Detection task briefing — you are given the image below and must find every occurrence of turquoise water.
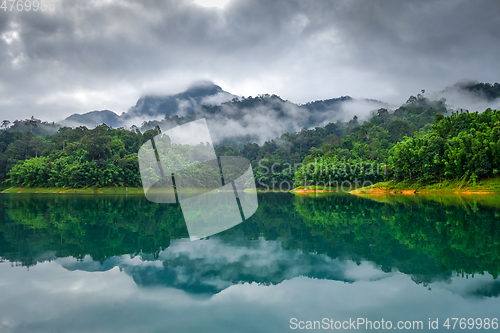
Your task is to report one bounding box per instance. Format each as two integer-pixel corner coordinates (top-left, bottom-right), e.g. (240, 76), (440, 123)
(0, 193), (499, 332)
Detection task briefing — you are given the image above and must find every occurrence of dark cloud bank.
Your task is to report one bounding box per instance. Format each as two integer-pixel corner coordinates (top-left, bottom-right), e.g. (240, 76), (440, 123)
(0, 0), (499, 138)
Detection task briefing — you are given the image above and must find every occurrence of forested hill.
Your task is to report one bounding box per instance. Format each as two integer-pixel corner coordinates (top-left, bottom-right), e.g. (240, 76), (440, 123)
(2, 84), (500, 190)
(1, 93), (448, 189)
(285, 94), (448, 187)
(136, 94), (387, 146)
(291, 107), (500, 189)
(60, 81), (388, 145)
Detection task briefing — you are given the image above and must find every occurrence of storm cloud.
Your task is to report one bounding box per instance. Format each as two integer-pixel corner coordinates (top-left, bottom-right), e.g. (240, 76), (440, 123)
(0, 0), (499, 121)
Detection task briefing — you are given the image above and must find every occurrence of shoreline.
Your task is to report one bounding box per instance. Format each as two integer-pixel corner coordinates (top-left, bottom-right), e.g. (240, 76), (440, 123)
(291, 189), (329, 194)
(0, 187), (261, 195)
(0, 187), (145, 194)
(4, 178), (500, 196)
(349, 178), (500, 196)
(350, 188), (497, 195)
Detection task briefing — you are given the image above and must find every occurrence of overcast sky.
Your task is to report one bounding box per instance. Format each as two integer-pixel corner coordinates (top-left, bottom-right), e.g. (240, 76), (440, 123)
(0, 0), (499, 121)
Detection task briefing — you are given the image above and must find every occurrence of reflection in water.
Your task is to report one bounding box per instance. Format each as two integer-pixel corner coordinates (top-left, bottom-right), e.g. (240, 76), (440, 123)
(293, 193), (500, 279)
(60, 239), (379, 297)
(0, 193), (500, 332)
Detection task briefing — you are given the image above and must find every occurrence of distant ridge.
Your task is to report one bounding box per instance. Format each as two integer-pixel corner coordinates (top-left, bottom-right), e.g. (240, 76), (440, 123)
(59, 80), (391, 144)
(63, 110), (121, 128)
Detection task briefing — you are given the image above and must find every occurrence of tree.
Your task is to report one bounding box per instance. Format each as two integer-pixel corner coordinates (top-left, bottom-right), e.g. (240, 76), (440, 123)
(24, 116), (38, 133)
(2, 120), (10, 130)
(28, 137), (46, 158)
(434, 114), (444, 124)
(56, 127), (72, 150)
(82, 134), (112, 161)
(406, 95), (417, 104)
(387, 120), (411, 143)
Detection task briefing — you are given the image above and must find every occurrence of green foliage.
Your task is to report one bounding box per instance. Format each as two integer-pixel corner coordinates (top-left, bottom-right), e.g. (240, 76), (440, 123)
(287, 95), (448, 188)
(293, 156), (385, 188)
(390, 109), (500, 183)
(306, 185), (324, 190)
(3, 123), (145, 188)
(244, 100), (433, 187)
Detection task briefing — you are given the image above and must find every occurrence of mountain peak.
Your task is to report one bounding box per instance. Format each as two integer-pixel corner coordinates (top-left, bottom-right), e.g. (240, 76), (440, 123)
(178, 81), (224, 100)
(126, 81), (231, 118)
(187, 80), (222, 91)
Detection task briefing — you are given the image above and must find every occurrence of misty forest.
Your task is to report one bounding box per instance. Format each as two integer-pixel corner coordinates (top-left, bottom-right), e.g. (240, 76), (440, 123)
(1, 81), (500, 190)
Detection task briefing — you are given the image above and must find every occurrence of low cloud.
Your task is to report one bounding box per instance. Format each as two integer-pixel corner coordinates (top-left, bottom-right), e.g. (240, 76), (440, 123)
(1, 0), (500, 122)
(336, 99), (392, 123)
(433, 81), (500, 113)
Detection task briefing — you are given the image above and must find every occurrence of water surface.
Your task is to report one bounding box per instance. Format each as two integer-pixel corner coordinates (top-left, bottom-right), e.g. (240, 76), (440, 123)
(0, 193), (499, 332)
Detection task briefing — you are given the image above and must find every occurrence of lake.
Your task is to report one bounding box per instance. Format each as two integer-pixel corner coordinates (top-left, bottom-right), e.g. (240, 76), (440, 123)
(0, 192), (499, 332)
